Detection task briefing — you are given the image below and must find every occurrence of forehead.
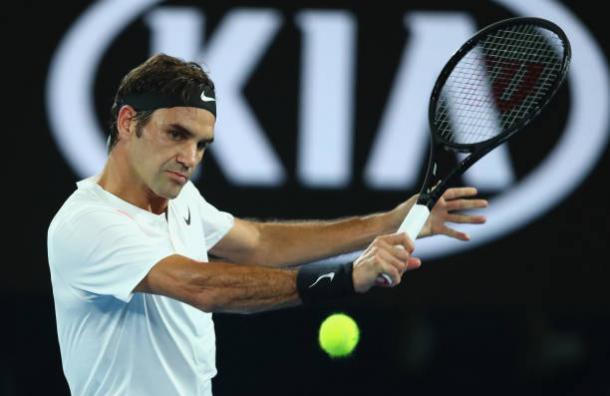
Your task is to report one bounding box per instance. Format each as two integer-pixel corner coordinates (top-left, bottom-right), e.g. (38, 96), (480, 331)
(152, 107), (215, 137)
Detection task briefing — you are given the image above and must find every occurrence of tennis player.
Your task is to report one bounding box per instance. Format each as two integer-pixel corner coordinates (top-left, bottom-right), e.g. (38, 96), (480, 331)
(47, 54), (487, 395)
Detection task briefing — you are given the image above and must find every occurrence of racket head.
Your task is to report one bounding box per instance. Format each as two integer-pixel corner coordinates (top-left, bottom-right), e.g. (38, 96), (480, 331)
(429, 17), (571, 152)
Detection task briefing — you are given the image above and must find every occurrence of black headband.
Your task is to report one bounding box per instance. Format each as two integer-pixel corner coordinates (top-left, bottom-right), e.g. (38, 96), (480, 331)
(118, 86), (216, 117)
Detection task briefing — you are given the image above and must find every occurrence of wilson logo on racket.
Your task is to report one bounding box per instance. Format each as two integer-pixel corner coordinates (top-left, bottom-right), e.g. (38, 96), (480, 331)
(488, 58), (545, 112)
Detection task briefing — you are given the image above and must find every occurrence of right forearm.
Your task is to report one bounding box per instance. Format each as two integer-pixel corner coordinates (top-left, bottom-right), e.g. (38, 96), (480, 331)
(140, 250), (401, 316)
(138, 255), (300, 314)
(193, 261), (300, 314)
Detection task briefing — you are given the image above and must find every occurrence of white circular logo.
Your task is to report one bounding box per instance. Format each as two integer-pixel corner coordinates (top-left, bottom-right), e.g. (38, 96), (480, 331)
(46, 0), (609, 259)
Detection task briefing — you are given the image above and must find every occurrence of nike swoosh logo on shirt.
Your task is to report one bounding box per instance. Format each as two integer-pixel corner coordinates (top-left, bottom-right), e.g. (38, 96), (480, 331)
(184, 207), (191, 226)
(308, 272), (335, 288)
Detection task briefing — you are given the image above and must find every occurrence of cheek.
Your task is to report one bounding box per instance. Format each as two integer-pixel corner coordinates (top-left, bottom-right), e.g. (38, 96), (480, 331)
(137, 149), (166, 176)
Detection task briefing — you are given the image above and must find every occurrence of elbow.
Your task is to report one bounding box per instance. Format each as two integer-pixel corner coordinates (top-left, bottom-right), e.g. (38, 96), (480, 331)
(244, 225), (266, 266)
(197, 301), (217, 313)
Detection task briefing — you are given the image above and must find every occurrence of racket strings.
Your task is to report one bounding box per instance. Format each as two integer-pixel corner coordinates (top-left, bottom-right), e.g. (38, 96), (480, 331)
(434, 22), (566, 145)
(493, 25), (558, 125)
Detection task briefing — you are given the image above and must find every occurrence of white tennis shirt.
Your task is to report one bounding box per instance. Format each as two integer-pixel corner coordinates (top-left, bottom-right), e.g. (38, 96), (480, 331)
(47, 176), (234, 395)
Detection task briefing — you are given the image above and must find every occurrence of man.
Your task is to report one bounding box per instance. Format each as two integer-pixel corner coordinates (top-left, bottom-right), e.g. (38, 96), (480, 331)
(47, 54), (487, 395)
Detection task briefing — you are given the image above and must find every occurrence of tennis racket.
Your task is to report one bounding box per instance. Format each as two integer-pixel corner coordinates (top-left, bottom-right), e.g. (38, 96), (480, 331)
(378, 17), (571, 286)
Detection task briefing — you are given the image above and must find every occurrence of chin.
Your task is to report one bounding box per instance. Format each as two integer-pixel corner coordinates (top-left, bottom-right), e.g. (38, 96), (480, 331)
(154, 184), (183, 200)
(163, 188), (182, 199)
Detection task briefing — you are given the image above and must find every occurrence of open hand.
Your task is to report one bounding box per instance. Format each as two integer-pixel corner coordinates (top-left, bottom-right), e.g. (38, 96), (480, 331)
(419, 187), (487, 240)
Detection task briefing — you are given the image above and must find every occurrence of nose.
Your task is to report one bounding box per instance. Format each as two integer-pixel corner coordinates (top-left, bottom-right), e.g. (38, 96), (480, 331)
(177, 143), (200, 169)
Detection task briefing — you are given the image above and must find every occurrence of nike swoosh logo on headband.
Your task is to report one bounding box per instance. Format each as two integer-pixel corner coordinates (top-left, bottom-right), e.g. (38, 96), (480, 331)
(200, 91), (215, 102)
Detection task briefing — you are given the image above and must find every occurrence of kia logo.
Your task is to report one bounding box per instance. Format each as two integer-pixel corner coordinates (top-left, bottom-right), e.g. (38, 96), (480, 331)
(46, 0), (609, 259)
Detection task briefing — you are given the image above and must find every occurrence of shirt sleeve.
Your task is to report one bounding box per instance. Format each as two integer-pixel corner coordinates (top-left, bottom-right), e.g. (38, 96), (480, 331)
(48, 208), (174, 303)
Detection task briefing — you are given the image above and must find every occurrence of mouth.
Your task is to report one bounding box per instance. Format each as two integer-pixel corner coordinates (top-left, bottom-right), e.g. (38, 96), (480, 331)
(166, 171), (188, 184)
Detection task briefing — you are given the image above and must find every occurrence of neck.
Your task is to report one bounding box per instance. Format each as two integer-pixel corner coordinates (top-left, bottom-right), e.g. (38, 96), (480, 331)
(98, 149), (168, 215)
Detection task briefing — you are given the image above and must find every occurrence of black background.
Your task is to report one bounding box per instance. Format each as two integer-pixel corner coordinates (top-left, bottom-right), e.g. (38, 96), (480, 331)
(4, 1), (610, 395)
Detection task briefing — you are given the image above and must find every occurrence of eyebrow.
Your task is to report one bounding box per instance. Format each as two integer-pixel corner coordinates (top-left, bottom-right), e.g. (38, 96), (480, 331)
(168, 123), (214, 145)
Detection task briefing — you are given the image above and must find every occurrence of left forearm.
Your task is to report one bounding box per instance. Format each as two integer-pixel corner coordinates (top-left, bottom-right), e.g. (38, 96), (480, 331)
(211, 188), (486, 268)
(250, 212), (394, 267)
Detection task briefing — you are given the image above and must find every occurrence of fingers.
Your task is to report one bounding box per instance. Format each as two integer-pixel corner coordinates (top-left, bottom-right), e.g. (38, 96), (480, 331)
(374, 232), (415, 253)
(445, 198), (488, 211)
(389, 245), (421, 271)
(355, 232), (422, 290)
(437, 225), (470, 241)
(379, 248), (409, 275)
(445, 213), (487, 224)
(442, 188), (488, 210)
(442, 187), (478, 200)
(391, 244), (412, 262)
(375, 236), (421, 285)
(376, 253), (422, 287)
(406, 256), (422, 270)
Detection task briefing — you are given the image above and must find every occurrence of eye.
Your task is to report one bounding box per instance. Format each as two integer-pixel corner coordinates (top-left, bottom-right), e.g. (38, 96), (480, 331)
(168, 129), (184, 140)
(197, 141), (209, 151)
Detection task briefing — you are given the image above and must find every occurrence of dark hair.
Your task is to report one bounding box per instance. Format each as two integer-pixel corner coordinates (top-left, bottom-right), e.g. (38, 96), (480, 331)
(108, 53), (215, 151)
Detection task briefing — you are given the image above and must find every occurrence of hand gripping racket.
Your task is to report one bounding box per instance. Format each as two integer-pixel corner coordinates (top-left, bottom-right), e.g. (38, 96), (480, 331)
(378, 17), (571, 285)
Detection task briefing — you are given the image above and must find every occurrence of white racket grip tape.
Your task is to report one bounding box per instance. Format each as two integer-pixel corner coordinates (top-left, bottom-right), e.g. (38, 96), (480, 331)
(398, 204), (430, 241)
(376, 204), (430, 287)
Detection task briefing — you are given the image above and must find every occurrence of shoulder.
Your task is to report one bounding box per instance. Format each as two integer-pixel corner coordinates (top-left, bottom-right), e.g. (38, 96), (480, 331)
(48, 188), (132, 241)
(47, 188), (138, 270)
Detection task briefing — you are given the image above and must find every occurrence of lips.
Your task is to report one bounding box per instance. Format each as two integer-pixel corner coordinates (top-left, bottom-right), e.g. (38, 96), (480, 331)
(166, 171), (188, 184)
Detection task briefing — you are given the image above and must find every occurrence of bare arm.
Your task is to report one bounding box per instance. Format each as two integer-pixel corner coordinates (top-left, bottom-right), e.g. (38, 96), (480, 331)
(135, 254), (300, 314)
(135, 234), (418, 314)
(211, 212), (395, 268)
(211, 188), (486, 268)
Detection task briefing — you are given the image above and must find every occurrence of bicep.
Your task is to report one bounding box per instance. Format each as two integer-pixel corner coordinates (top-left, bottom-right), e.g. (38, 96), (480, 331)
(209, 217), (262, 263)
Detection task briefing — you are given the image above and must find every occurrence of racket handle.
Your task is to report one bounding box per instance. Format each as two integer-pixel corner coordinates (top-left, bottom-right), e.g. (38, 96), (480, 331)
(397, 204), (430, 240)
(376, 204), (430, 287)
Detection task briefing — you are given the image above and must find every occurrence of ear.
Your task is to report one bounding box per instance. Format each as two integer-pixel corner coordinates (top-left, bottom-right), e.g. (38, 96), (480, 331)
(116, 105), (137, 140)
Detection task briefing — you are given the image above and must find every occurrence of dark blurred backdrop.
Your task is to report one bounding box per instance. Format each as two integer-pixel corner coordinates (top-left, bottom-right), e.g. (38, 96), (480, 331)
(4, 1), (609, 395)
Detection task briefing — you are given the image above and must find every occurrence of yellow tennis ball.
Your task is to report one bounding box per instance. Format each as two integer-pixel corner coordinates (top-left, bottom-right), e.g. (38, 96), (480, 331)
(319, 313), (360, 358)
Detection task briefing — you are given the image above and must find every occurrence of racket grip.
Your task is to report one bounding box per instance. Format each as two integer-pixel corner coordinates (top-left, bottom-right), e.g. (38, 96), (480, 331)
(397, 204), (430, 240)
(376, 204), (430, 287)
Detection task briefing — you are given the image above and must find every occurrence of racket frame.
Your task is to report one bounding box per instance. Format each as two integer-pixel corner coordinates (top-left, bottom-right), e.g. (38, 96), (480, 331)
(418, 16), (571, 209)
(381, 17), (571, 286)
